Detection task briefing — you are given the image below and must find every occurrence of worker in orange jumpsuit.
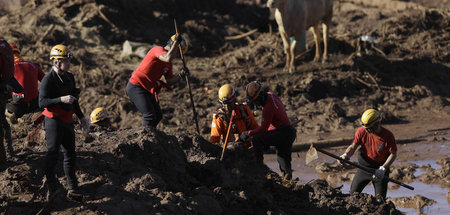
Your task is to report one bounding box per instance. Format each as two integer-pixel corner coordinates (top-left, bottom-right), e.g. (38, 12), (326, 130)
(210, 84), (258, 147)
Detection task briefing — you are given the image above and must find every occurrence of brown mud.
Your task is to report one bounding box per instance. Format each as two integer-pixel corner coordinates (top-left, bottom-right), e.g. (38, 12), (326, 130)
(0, 0), (449, 214)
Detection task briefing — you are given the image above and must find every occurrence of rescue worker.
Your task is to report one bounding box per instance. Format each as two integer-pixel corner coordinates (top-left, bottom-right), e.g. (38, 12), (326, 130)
(39, 44), (89, 199)
(0, 40), (23, 163)
(126, 34), (189, 127)
(240, 81), (296, 180)
(6, 44), (45, 123)
(89, 107), (118, 132)
(210, 84), (258, 146)
(339, 109), (397, 202)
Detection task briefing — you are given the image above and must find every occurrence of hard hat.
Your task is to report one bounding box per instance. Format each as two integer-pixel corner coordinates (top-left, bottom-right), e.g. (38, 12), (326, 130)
(167, 34), (188, 54)
(49, 44), (73, 60)
(360, 109), (382, 129)
(90, 107), (107, 124)
(10, 44), (20, 54)
(246, 81), (262, 102)
(218, 84), (236, 104)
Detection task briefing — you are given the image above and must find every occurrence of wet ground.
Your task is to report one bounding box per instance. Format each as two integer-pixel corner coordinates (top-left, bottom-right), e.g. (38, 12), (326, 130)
(265, 138), (450, 215)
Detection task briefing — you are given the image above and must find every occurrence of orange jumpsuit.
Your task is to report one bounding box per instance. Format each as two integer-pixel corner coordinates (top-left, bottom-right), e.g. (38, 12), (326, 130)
(210, 103), (258, 145)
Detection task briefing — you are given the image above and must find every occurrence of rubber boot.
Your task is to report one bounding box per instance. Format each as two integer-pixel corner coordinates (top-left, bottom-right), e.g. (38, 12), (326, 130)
(283, 169), (292, 180)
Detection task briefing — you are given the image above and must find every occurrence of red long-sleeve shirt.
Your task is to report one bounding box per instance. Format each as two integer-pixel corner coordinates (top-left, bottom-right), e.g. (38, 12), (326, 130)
(248, 92), (291, 136)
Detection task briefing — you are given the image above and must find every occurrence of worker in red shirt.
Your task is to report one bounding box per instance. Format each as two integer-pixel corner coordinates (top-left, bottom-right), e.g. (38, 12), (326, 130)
(126, 34), (189, 127)
(210, 84), (258, 146)
(240, 81), (297, 180)
(339, 109), (397, 202)
(6, 44), (45, 122)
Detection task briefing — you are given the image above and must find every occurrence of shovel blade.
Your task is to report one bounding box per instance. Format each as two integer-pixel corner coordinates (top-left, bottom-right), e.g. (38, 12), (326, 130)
(305, 144), (318, 165)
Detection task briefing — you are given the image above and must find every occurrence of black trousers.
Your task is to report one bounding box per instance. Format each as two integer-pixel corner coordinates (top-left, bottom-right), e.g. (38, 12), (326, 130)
(6, 97), (40, 118)
(0, 99), (12, 161)
(126, 82), (162, 127)
(350, 152), (390, 199)
(252, 125), (296, 173)
(44, 117), (77, 189)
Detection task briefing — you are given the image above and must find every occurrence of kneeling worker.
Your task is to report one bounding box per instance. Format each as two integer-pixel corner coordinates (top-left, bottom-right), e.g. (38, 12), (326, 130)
(210, 84), (258, 147)
(240, 81), (296, 180)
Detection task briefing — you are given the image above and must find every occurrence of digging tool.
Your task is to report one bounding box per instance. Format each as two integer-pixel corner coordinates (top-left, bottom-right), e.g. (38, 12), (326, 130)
(220, 110), (236, 161)
(305, 144), (318, 165)
(308, 144), (414, 190)
(174, 19), (200, 135)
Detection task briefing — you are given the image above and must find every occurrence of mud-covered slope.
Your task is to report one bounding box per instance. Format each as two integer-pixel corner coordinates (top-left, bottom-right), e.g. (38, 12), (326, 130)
(0, 127), (401, 214)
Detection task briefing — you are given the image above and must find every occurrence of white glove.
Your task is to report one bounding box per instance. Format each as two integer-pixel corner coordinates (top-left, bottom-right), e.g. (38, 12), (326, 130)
(338, 153), (349, 165)
(61, 95), (77, 104)
(374, 166), (386, 181)
(80, 117), (90, 133)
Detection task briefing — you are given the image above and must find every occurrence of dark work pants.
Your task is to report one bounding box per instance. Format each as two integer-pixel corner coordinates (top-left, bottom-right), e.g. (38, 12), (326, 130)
(6, 97), (40, 118)
(0, 99), (12, 161)
(350, 152), (390, 199)
(44, 117), (77, 189)
(126, 82), (162, 127)
(252, 125), (297, 173)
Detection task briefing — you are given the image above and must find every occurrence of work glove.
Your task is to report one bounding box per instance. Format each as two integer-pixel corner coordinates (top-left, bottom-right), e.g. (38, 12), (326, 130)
(239, 130), (250, 142)
(179, 67), (190, 78)
(80, 117), (90, 133)
(337, 153), (349, 165)
(174, 34), (183, 44)
(61, 95), (77, 104)
(374, 166), (386, 182)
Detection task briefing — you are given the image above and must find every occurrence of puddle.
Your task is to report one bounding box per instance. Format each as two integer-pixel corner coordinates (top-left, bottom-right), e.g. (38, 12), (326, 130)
(264, 154), (450, 215)
(411, 160), (442, 177)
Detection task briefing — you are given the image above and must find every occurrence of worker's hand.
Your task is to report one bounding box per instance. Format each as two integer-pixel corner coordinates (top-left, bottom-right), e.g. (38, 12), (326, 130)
(179, 67), (190, 78)
(80, 117), (90, 133)
(239, 131), (250, 142)
(174, 34), (183, 44)
(337, 153), (349, 165)
(374, 166), (386, 182)
(61, 95), (77, 104)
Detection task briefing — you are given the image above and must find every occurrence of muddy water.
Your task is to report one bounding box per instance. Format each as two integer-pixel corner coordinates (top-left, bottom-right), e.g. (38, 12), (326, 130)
(264, 142), (450, 215)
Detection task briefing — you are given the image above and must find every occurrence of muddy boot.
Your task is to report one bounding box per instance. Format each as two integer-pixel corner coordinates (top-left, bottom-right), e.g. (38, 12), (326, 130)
(66, 186), (84, 202)
(375, 194), (385, 204)
(46, 184), (63, 202)
(283, 169), (292, 180)
(5, 111), (17, 124)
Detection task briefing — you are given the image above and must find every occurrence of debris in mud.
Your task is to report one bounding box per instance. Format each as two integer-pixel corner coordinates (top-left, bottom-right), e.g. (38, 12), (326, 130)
(388, 195), (436, 213)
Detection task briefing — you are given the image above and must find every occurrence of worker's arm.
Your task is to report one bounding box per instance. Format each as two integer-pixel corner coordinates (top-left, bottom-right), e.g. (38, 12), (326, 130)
(381, 151), (397, 169)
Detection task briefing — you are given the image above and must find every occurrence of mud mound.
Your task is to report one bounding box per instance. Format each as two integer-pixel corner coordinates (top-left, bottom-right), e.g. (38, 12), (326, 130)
(0, 128), (402, 214)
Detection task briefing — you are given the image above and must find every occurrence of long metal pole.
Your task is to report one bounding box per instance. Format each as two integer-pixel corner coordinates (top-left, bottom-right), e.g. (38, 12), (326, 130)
(174, 19), (200, 135)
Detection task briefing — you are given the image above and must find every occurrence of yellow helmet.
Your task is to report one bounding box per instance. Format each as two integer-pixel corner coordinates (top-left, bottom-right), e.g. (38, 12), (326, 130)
(246, 81), (262, 102)
(360, 109), (382, 128)
(90, 107), (107, 124)
(168, 34), (188, 54)
(218, 84), (236, 104)
(50, 44), (73, 60)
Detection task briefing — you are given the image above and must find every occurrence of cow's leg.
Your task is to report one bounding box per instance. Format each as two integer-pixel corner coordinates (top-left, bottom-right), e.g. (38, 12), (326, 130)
(322, 23), (328, 62)
(310, 25), (322, 62)
(279, 30), (291, 72)
(289, 39), (296, 73)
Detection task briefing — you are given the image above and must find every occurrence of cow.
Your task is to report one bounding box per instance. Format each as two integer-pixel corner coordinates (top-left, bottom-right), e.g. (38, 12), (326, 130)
(267, 0), (333, 73)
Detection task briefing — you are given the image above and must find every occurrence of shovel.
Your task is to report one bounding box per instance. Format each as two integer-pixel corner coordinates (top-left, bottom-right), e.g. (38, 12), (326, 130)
(307, 144), (414, 190)
(305, 144), (318, 165)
